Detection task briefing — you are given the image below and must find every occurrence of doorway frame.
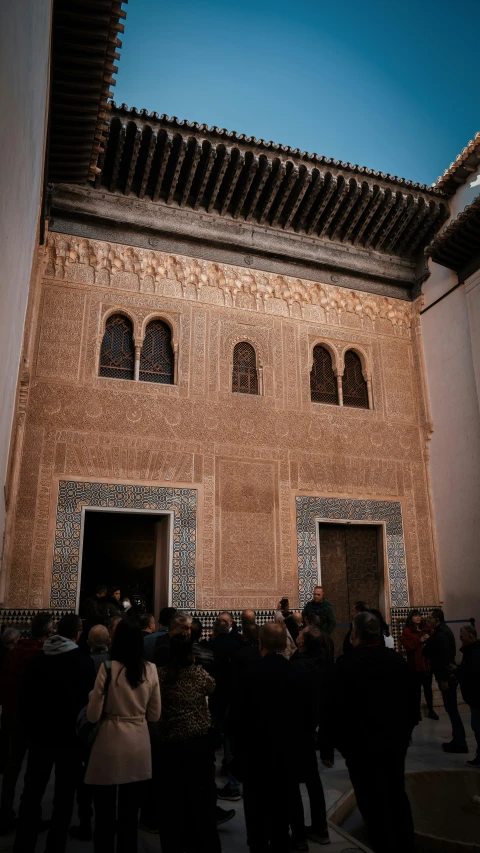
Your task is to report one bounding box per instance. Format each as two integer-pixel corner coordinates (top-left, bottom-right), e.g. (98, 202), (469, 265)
(316, 519), (388, 620)
(77, 506), (174, 615)
(294, 493), (409, 611)
(48, 478), (199, 610)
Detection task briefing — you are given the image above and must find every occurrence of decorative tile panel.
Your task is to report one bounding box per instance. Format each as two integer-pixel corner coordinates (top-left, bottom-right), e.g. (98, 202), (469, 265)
(295, 496), (409, 608)
(51, 480), (197, 609)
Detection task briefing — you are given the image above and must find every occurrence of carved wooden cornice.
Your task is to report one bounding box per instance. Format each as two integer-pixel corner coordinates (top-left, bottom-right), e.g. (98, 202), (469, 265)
(48, 2), (127, 184)
(84, 105), (448, 262)
(45, 233), (413, 331)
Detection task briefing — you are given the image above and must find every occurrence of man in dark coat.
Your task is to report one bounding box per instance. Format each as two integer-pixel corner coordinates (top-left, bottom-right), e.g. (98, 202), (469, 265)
(290, 627), (332, 845)
(423, 608), (467, 752)
(331, 611), (417, 853)
(0, 612), (53, 835)
(13, 614), (95, 853)
(302, 586), (336, 635)
(230, 622), (314, 853)
(455, 624), (480, 767)
(83, 584), (112, 631)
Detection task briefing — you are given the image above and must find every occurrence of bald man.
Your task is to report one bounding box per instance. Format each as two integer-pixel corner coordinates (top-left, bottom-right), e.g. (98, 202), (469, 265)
(87, 625), (110, 672)
(230, 621), (314, 853)
(241, 609), (256, 627)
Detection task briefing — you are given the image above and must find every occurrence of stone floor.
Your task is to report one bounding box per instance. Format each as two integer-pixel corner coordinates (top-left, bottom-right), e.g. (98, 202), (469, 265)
(0, 706), (476, 852)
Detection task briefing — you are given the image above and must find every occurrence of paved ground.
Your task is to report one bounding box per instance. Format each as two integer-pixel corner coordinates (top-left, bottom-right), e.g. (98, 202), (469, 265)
(0, 707), (476, 852)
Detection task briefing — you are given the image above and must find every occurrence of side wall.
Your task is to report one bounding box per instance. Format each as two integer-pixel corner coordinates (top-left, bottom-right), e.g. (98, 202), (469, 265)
(0, 0), (51, 557)
(3, 234), (440, 611)
(421, 260), (480, 623)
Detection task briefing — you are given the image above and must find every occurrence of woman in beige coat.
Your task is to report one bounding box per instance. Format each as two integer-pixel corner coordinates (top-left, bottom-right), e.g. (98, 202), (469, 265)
(85, 619), (161, 853)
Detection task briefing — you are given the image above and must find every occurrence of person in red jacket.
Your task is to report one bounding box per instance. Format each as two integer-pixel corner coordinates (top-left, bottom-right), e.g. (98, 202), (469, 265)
(401, 610), (439, 722)
(0, 612), (53, 835)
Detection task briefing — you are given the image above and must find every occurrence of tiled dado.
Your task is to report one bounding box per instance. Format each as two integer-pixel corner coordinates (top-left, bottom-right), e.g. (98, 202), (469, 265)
(295, 496), (409, 608)
(51, 480), (197, 609)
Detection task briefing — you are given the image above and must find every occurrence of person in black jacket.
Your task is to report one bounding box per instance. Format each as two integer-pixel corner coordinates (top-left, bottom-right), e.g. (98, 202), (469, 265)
(83, 584), (111, 632)
(290, 627), (331, 846)
(342, 600), (368, 656)
(231, 622), (261, 679)
(455, 624), (480, 767)
(302, 586), (336, 635)
(230, 622), (314, 853)
(13, 614), (95, 853)
(331, 611), (417, 853)
(423, 608), (467, 752)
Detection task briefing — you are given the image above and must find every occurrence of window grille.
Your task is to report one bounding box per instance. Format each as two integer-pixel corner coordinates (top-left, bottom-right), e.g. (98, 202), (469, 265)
(139, 320), (174, 384)
(99, 314), (135, 380)
(232, 342), (258, 394)
(310, 346), (338, 404)
(343, 350), (369, 408)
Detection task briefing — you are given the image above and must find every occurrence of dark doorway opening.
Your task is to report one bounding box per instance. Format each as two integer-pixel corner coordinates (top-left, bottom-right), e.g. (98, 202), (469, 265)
(318, 523), (383, 655)
(79, 510), (170, 617)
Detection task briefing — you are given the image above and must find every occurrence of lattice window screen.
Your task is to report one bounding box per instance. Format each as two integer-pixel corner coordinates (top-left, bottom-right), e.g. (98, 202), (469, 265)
(99, 314), (135, 380)
(343, 350), (369, 408)
(232, 342), (258, 394)
(139, 320), (174, 384)
(310, 345), (339, 404)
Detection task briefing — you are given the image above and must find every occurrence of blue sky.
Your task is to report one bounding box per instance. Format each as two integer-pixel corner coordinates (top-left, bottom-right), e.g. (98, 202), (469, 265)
(115, 0), (478, 186)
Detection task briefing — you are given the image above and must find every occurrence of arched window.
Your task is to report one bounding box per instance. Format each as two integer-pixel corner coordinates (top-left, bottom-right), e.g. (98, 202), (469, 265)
(139, 320), (174, 384)
(99, 313), (135, 380)
(343, 350), (369, 408)
(232, 342), (258, 394)
(310, 345), (338, 404)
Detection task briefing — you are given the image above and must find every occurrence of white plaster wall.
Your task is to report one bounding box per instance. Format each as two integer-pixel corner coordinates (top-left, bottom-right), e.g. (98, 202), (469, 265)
(449, 169), (480, 220)
(0, 0), (52, 550)
(421, 261), (480, 627)
(466, 270), (480, 406)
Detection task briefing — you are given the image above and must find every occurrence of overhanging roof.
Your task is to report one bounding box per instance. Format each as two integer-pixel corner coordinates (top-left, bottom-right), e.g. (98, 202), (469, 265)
(426, 194), (480, 278)
(47, 0), (127, 184)
(432, 131), (480, 196)
(88, 103), (448, 262)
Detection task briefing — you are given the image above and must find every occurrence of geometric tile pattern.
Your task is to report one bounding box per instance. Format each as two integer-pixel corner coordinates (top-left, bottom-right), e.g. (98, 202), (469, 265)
(295, 496), (409, 609)
(51, 480), (198, 609)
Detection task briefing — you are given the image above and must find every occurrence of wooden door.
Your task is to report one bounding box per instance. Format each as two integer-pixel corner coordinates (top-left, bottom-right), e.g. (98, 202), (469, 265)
(318, 523), (379, 655)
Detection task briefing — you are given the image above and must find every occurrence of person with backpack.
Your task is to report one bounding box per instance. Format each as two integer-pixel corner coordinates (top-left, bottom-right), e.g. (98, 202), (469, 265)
(84, 618), (160, 853)
(0, 612), (53, 836)
(13, 614), (95, 853)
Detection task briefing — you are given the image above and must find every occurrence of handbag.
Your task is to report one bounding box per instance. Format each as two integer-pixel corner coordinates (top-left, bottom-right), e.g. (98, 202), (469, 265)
(76, 660), (112, 749)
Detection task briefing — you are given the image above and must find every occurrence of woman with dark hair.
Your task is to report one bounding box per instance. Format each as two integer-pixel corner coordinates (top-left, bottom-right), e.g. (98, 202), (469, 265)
(151, 634), (221, 853)
(401, 609), (438, 722)
(368, 608), (395, 649)
(85, 619), (161, 852)
(108, 585), (125, 614)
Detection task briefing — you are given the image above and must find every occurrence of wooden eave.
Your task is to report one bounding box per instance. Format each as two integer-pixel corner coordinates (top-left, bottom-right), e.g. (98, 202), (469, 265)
(90, 104), (449, 261)
(426, 194), (480, 276)
(47, 0), (127, 184)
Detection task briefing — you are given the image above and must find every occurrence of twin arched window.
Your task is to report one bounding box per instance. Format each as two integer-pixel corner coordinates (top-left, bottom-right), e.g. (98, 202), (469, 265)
(99, 314), (174, 384)
(310, 345), (369, 408)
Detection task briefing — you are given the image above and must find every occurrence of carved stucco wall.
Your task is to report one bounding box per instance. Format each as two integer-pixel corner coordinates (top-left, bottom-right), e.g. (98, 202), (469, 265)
(2, 233), (439, 610)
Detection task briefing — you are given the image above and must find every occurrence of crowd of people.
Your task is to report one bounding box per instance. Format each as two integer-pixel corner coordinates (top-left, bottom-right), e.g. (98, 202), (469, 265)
(0, 583), (477, 853)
